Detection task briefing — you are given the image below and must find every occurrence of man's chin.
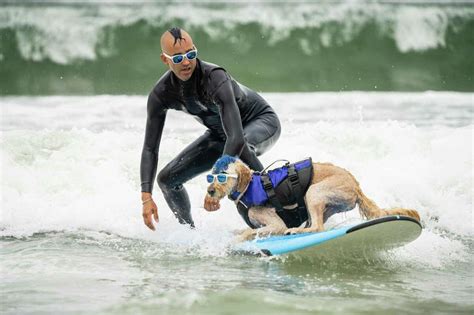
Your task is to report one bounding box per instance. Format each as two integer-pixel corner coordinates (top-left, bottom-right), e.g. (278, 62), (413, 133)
(177, 70), (193, 81)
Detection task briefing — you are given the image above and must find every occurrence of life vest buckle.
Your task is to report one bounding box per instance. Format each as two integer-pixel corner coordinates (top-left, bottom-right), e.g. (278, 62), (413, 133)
(262, 178), (274, 191)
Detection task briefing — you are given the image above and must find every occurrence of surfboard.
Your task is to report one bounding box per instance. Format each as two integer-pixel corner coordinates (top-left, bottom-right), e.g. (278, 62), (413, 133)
(234, 215), (422, 258)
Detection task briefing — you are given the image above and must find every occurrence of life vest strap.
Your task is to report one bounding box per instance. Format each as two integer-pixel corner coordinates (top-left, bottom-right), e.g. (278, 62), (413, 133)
(260, 160), (312, 228)
(261, 174), (283, 211)
(288, 164), (311, 227)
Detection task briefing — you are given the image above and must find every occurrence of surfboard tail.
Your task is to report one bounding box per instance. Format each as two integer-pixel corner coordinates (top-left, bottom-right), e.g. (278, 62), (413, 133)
(356, 188), (420, 222)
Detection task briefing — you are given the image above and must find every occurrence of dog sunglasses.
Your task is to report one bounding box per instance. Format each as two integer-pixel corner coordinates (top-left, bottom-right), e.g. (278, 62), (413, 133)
(206, 173), (238, 184)
(162, 49), (198, 64)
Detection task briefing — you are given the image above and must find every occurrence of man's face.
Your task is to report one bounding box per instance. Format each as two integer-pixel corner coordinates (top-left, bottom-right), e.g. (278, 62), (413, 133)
(160, 33), (197, 82)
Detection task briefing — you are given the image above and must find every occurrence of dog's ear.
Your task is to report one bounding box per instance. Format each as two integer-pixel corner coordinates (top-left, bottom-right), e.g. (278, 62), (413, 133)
(235, 160), (252, 192)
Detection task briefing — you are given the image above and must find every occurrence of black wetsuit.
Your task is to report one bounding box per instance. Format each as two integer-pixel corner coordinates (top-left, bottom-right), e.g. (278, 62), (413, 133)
(140, 59), (281, 225)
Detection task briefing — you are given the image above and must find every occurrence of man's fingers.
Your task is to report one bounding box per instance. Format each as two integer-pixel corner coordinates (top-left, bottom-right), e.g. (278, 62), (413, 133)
(209, 200), (219, 211)
(204, 200), (213, 211)
(145, 218), (155, 231)
(145, 218), (155, 230)
(204, 198), (211, 211)
(147, 223), (156, 231)
(203, 196), (221, 212)
(143, 212), (155, 230)
(153, 207), (159, 222)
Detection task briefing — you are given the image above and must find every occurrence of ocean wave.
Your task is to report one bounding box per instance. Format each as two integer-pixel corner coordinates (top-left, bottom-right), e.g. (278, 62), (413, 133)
(1, 2), (473, 93)
(1, 93), (472, 267)
(1, 123), (471, 267)
(0, 2), (473, 64)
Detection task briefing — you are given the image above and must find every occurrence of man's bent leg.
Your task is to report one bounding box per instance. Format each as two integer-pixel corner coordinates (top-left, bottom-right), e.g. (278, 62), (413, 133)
(233, 113), (281, 228)
(240, 112), (281, 171)
(157, 131), (224, 226)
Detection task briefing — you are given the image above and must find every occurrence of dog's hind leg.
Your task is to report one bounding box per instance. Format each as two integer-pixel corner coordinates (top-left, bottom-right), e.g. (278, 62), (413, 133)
(285, 180), (358, 235)
(284, 183), (329, 235)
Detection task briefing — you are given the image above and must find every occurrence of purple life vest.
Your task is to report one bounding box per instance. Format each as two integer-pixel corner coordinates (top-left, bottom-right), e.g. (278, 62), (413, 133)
(230, 158), (313, 208)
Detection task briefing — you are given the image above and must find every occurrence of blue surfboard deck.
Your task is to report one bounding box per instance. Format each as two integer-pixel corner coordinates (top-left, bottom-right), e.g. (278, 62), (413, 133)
(234, 215), (422, 257)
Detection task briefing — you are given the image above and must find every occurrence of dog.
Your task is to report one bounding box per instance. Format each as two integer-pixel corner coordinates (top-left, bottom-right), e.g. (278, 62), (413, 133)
(203, 155), (421, 241)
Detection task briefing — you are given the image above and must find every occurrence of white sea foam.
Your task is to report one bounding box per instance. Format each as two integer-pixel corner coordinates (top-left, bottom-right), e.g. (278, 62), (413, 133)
(0, 93), (472, 266)
(394, 7), (449, 52)
(0, 3), (472, 63)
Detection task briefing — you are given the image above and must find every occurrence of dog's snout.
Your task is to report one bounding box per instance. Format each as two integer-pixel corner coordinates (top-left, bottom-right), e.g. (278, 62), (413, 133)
(207, 186), (215, 197)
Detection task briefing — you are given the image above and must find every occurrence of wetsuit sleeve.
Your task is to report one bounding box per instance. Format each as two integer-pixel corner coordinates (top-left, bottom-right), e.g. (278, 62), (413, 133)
(209, 70), (246, 157)
(140, 91), (167, 193)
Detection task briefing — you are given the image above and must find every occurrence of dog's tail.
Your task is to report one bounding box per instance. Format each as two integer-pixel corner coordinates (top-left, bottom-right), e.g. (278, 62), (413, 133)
(356, 187), (420, 222)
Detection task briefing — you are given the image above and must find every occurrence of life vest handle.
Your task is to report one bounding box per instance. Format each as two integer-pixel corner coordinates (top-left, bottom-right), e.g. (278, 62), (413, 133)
(261, 159), (290, 174)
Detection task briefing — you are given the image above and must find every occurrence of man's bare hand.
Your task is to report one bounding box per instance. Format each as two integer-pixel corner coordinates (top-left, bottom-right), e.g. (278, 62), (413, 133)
(204, 194), (221, 211)
(142, 194), (159, 230)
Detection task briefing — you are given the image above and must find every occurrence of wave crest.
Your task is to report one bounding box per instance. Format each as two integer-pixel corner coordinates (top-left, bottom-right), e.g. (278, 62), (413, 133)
(0, 3), (473, 64)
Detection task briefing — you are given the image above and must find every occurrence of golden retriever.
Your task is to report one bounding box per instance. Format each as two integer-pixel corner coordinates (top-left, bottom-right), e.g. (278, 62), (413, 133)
(203, 155), (420, 241)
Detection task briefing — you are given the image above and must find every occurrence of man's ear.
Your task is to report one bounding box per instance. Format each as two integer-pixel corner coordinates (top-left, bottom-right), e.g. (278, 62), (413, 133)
(235, 161), (251, 192)
(160, 53), (168, 65)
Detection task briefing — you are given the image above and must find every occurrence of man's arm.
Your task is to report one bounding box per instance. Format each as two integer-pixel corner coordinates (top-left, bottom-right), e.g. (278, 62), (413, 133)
(210, 70), (246, 156)
(210, 70), (264, 171)
(140, 91), (167, 192)
(140, 90), (167, 230)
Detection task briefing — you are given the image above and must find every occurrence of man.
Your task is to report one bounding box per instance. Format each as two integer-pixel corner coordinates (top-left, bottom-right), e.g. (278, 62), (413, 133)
(140, 27), (281, 230)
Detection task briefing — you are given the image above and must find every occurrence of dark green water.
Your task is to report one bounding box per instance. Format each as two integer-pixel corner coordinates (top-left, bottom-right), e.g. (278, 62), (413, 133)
(1, 93), (473, 314)
(0, 1), (473, 94)
(1, 231), (473, 315)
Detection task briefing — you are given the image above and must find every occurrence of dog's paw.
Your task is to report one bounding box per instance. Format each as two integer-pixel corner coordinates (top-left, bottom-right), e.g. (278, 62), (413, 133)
(235, 229), (256, 242)
(232, 228), (248, 235)
(286, 227), (324, 235)
(284, 227), (303, 235)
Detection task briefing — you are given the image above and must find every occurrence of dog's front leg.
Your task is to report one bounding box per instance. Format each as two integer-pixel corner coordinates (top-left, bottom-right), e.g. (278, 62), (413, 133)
(235, 206), (287, 242)
(236, 228), (258, 242)
(236, 225), (287, 242)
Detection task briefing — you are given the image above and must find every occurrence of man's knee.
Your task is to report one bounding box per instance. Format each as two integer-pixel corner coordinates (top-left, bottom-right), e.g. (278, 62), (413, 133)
(157, 166), (181, 190)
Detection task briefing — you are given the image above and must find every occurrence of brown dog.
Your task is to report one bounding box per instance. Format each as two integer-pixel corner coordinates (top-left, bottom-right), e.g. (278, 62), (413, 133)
(204, 156), (420, 241)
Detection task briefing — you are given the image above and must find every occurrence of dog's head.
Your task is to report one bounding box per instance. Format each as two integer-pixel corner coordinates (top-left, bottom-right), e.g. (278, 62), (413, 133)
(206, 155), (252, 200)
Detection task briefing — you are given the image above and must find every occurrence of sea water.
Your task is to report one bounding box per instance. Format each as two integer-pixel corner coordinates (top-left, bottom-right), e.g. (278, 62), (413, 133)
(1, 92), (472, 314)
